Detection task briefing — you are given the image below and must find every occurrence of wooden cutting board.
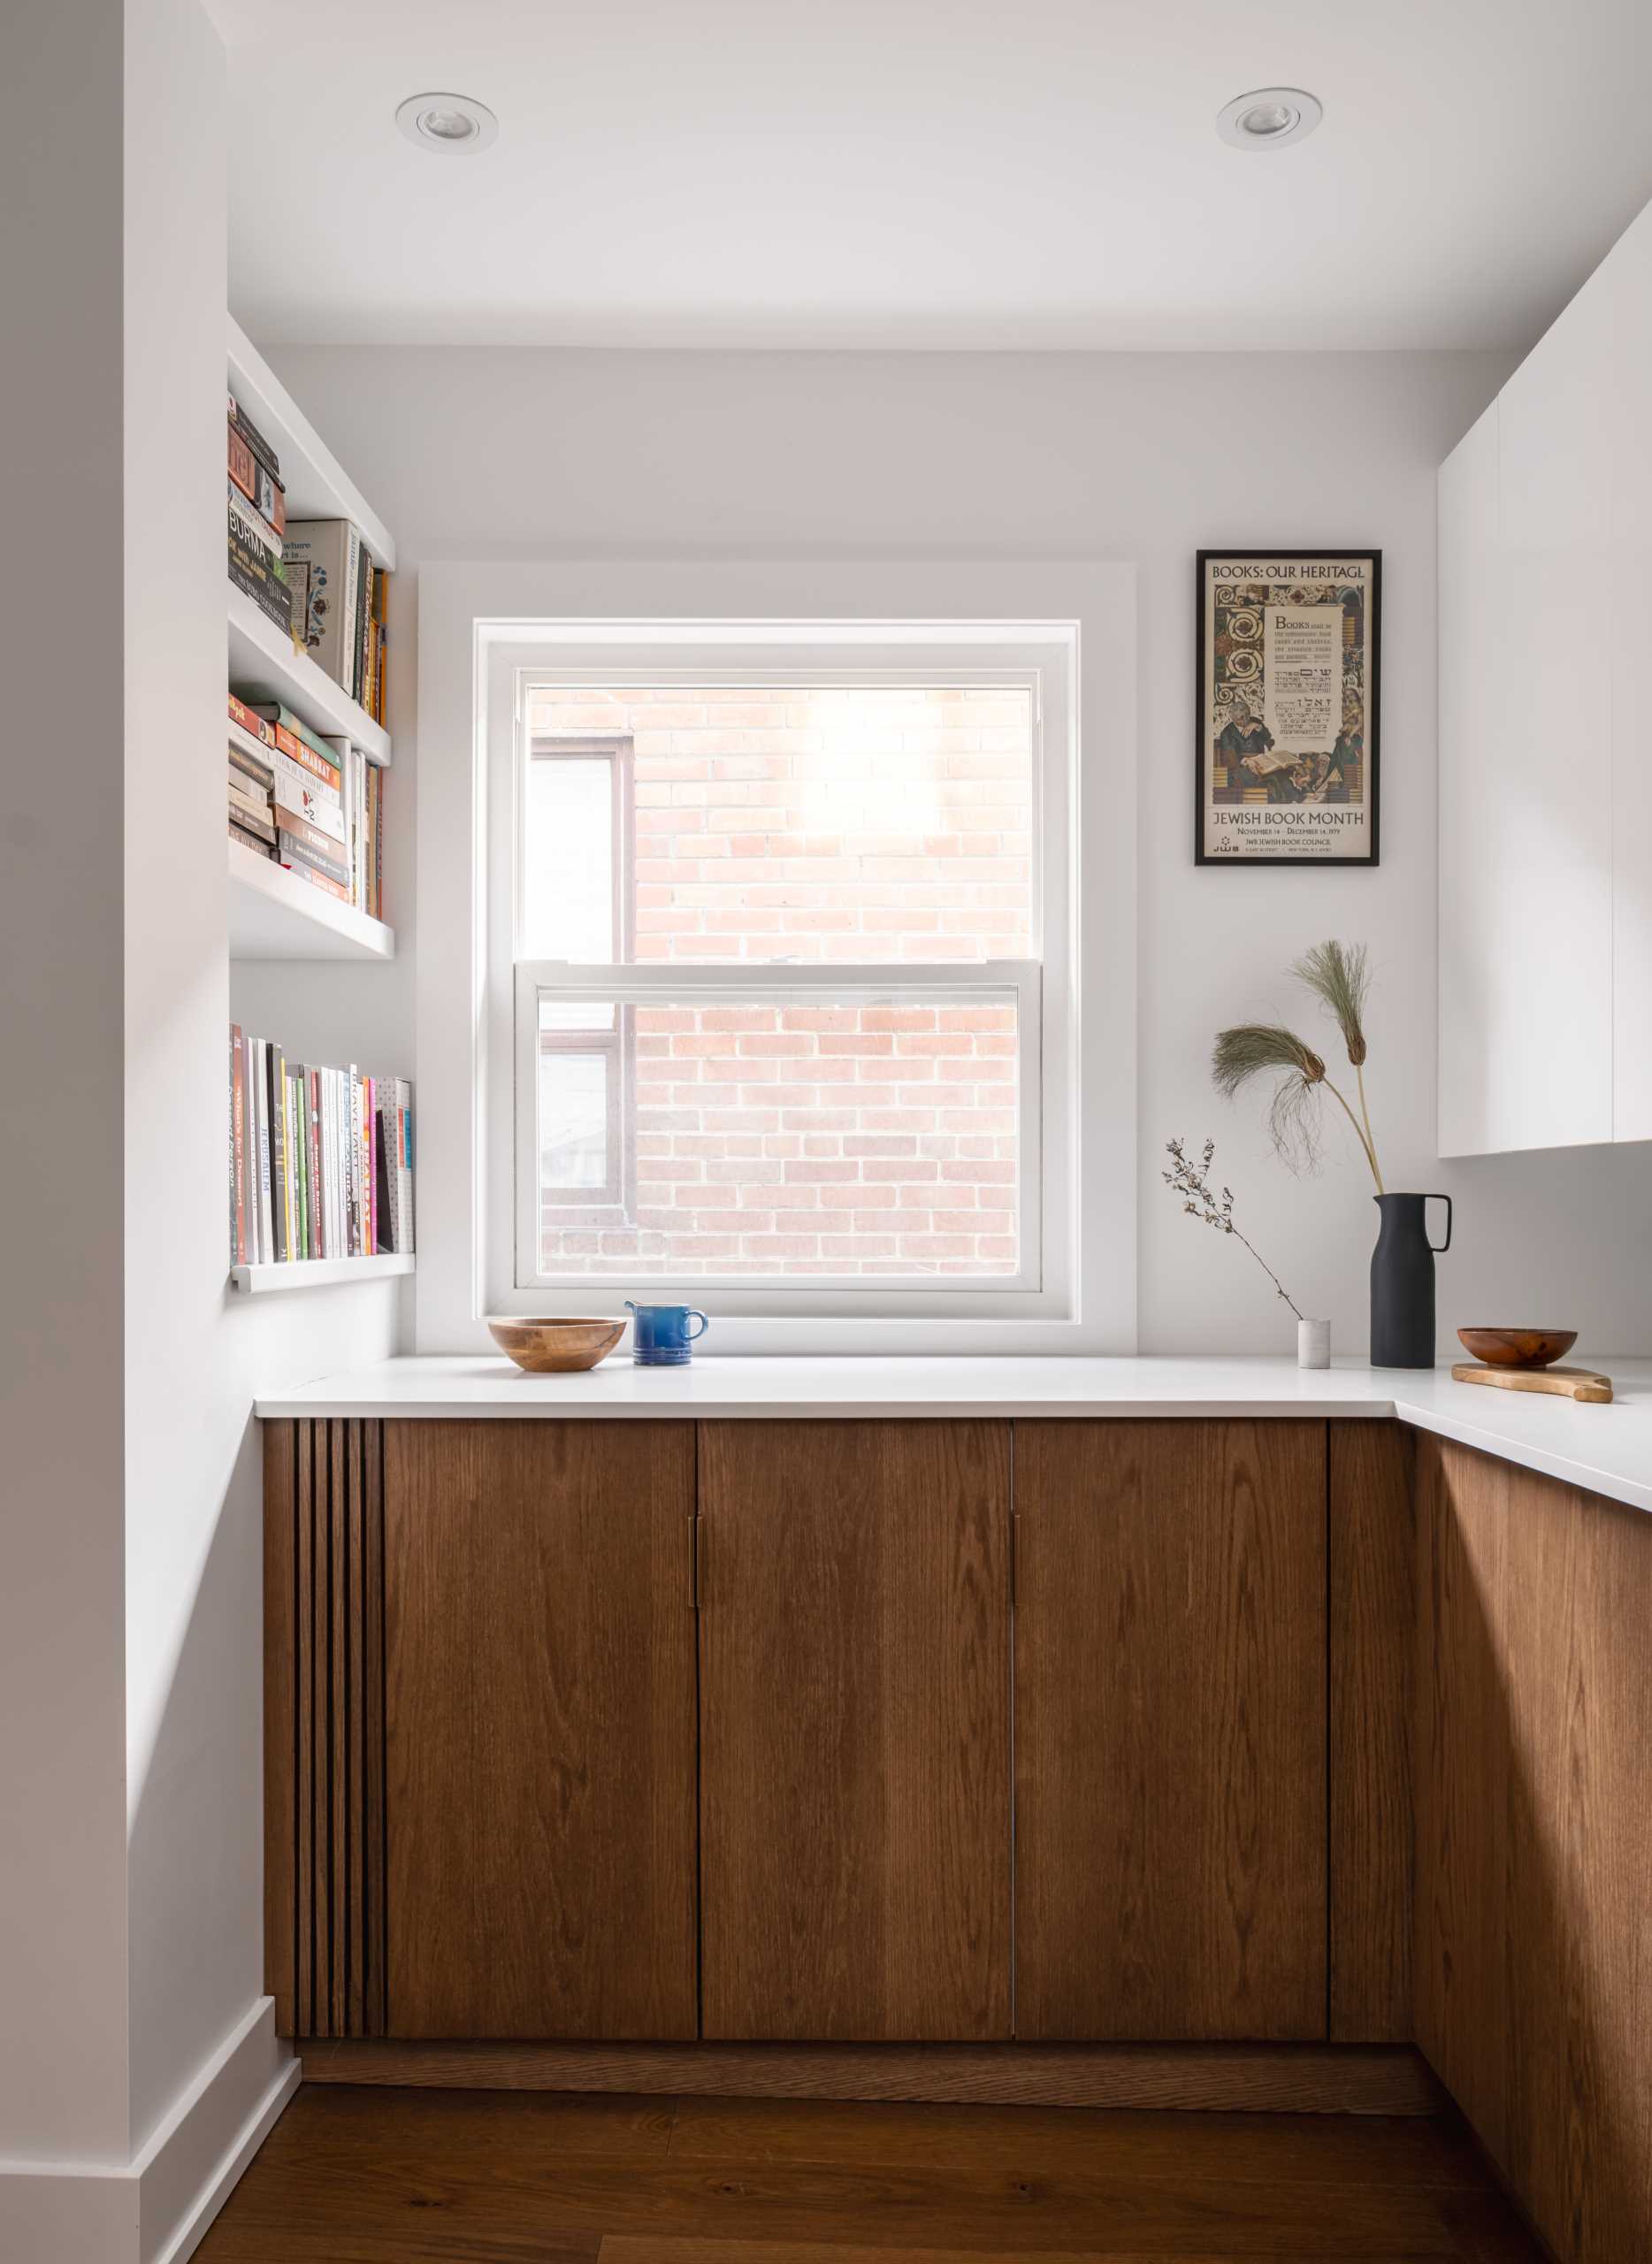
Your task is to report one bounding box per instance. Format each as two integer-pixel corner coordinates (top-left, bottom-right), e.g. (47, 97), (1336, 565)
(1451, 1362), (1613, 1404)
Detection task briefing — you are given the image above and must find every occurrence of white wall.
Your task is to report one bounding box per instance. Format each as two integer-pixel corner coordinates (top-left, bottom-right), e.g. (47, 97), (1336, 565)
(1, 0), (132, 2173)
(122, 0), (402, 2171)
(272, 343), (1649, 1357)
(4, 2), (396, 2255)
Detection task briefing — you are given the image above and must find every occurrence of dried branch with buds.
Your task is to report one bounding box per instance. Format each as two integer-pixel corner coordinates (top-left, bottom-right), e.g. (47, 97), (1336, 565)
(1163, 1136), (1304, 1321)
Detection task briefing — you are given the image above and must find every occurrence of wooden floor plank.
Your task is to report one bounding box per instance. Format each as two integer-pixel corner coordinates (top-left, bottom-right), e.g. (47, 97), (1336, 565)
(300, 2038), (1442, 2115)
(597, 2246), (1409, 2264)
(665, 2096), (1491, 2187)
(195, 2087), (1546, 2264)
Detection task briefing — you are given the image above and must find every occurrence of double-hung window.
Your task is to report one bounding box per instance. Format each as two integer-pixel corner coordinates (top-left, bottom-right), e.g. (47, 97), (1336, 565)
(486, 623), (1075, 1321)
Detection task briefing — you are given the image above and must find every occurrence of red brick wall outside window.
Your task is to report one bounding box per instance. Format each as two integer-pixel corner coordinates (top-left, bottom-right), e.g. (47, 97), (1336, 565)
(524, 684), (1035, 1282)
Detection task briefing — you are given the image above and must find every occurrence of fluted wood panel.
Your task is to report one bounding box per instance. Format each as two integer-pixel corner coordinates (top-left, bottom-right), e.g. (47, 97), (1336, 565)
(264, 1418), (386, 2039)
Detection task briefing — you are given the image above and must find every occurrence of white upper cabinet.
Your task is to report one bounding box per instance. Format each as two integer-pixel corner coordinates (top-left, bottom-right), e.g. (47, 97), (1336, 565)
(1438, 200), (1652, 1157)
(1608, 216), (1652, 1143)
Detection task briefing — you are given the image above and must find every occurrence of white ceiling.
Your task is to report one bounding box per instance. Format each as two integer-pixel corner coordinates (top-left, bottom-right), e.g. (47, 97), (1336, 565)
(217, 0), (1652, 350)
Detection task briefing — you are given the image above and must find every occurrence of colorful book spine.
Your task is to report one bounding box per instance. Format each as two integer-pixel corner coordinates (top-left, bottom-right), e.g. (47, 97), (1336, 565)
(230, 1026), (247, 1264)
(279, 856), (349, 904)
(278, 827), (349, 887)
(227, 736), (275, 792)
(274, 805), (344, 867)
(228, 773), (272, 822)
(233, 1039), (411, 1268)
(228, 478), (280, 562)
(238, 703), (341, 791)
(227, 393), (281, 481)
(269, 760), (343, 836)
(227, 518), (292, 634)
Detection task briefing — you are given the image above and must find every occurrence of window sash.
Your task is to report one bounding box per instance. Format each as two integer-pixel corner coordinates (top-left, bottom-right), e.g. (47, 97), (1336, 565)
(536, 1025), (625, 1208)
(513, 960), (1042, 1295)
(522, 733), (635, 963)
(473, 616), (1084, 1335)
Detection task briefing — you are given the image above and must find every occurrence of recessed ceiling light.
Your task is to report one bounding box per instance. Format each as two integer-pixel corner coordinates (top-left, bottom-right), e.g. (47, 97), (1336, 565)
(1216, 88), (1323, 150)
(395, 93), (499, 155)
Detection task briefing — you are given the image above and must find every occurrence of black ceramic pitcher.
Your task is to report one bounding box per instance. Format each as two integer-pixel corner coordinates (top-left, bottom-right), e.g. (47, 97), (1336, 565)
(1370, 1193), (1452, 1369)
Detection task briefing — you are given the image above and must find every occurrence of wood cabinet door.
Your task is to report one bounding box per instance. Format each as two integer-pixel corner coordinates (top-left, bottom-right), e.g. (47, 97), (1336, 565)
(383, 1420), (697, 2039)
(698, 1419), (1012, 2041)
(1416, 1436), (1652, 2264)
(1014, 1420), (1327, 2040)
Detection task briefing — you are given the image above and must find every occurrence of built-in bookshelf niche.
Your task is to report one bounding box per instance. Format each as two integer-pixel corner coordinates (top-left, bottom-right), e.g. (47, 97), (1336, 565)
(226, 316), (412, 1289)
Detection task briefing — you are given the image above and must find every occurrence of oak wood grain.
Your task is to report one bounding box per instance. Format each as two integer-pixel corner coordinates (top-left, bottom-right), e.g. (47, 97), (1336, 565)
(664, 2091), (1486, 2180)
(329, 1417), (348, 2039)
(1416, 1434), (1652, 2264)
(262, 1420), (296, 2038)
(595, 2250), (1440, 2264)
(193, 2082), (1541, 2262)
(1448, 1362), (1612, 1402)
(298, 2038), (1442, 2114)
(294, 1419), (315, 2034)
(1327, 1420), (1414, 2042)
(382, 1419), (698, 2039)
(363, 1419), (386, 2038)
(697, 1420), (1012, 2042)
(1013, 1420), (1327, 2041)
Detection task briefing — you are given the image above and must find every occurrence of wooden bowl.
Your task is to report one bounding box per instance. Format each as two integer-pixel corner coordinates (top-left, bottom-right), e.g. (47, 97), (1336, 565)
(1456, 1327), (1577, 1370)
(486, 1317), (627, 1373)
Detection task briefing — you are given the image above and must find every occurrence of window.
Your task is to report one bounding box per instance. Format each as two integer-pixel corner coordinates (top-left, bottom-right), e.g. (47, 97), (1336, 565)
(480, 618), (1081, 1326)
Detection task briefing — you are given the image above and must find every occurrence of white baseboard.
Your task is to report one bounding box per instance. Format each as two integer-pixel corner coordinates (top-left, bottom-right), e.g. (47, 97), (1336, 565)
(138, 2000), (298, 2264)
(0, 1999), (298, 2264)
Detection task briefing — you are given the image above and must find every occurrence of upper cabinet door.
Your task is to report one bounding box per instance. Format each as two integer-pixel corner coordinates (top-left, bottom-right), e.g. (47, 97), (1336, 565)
(1440, 205), (1652, 1155)
(698, 1419), (1012, 2042)
(383, 1419), (698, 2039)
(1013, 1420), (1327, 2041)
(1609, 207), (1652, 1143)
(1487, 268), (1616, 1151)
(1438, 399), (1503, 1159)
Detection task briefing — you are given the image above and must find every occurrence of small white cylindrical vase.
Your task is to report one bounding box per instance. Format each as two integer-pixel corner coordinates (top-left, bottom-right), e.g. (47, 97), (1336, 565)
(1297, 1318), (1331, 1370)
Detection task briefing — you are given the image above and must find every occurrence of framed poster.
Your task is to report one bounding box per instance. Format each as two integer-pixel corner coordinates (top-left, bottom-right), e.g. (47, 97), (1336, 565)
(1196, 549), (1380, 866)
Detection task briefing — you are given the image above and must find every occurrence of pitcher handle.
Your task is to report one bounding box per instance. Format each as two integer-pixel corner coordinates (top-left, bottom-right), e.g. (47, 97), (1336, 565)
(685, 1309), (710, 1342)
(1426, 1195), (1453, 1254)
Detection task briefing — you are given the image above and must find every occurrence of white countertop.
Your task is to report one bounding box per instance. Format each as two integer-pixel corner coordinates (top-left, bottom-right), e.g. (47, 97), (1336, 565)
(256, 1353), (1652, 1518)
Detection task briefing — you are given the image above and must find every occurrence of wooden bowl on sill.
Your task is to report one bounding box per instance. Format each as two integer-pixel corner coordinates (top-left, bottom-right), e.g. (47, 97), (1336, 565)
(487, 1316), (627, 1373)
(1456, 1327), (1578, 1371)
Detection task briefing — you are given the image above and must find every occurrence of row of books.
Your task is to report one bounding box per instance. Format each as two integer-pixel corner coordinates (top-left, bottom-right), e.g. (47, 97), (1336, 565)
(226, 394), (291, 636)
(226, 388), (390, 728)
(287, 519), (389, 727)
(228, 692), (385, 919)
(230, 1028), (413, 1267)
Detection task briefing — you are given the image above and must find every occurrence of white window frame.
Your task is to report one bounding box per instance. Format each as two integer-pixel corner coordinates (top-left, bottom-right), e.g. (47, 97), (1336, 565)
(415, 559), (1137, 1356)
(486, 636), (1065, 1323)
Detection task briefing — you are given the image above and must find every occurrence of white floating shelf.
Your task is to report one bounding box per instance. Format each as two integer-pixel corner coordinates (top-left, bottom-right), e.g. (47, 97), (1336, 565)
(227, 585), (392, 768)
(229, 838), (394, 961)
(227, 316), (395, 570)
(230, 1253), (414, 1295)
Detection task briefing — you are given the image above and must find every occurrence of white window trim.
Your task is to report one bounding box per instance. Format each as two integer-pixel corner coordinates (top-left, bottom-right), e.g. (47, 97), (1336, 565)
(416, 559), (1138, 1356)
(492, 639), (1060, 1320)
